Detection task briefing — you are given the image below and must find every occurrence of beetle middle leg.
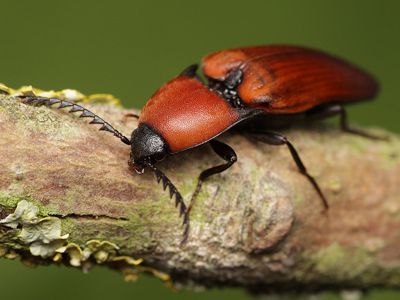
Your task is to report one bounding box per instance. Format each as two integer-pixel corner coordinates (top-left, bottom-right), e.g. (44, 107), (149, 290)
(180, 64), (205, 83)
(249, 131), (329, 209)
(187, 140), (237, 215)
(306, 104), (386, 140)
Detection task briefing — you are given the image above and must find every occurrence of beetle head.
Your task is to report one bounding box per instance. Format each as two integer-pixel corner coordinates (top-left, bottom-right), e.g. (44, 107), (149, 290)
(130, 124), (168, 173)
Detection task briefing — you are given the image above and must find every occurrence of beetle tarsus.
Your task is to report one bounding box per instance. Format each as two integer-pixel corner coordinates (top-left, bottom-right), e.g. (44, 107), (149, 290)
(180, 222), (190, 246)
(306, 104), (388, 141)
(339, 107), (388, 140)
(19, 95), (131, 145)
(250, 131), (329, 210)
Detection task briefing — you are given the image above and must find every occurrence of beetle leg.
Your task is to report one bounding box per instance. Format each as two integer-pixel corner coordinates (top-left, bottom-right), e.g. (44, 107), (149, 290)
(122, 112), (140, 124)
(179, 64), (206, 83)
(187, 140), (237, 215)
(180, 64), (199, 78)
(249, 131), (329, 210)
(306, 104), (387, 140)
(124, 112), (140, 119)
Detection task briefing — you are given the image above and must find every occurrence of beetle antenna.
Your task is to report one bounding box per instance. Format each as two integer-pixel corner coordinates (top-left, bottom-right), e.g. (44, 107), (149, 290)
(146, 163), (190, 242)
(19, 96), (131, 145)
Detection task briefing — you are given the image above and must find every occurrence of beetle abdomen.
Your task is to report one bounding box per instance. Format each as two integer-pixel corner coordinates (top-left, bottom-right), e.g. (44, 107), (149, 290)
(139, 76), (240, 153)
(203, 45), (379, 113)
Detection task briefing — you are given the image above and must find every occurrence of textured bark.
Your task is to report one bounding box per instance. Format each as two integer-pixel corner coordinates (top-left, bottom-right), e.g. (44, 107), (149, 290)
(0, 94), (399, 291)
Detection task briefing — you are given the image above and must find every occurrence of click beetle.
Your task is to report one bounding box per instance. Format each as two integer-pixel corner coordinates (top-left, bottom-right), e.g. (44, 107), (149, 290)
(19, 45), (380, 242)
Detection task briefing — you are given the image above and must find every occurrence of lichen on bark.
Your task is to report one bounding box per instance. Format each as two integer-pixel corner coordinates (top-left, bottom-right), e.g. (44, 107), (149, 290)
(0, 92), (399, 291)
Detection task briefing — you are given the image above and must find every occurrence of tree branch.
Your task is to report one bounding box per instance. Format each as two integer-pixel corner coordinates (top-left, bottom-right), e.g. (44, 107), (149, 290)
(0, 94), (399, 291)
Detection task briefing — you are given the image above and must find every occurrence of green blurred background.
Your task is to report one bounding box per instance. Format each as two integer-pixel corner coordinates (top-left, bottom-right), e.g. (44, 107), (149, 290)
(0, 0), (398, 299)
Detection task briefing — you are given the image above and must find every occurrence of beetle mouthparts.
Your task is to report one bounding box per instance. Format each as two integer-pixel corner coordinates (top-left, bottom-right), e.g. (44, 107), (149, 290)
(134, 166), (144, 174)
(128, 160), (144, 174)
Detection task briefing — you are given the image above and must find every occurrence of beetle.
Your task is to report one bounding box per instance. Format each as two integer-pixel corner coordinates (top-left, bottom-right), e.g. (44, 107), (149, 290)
(19, 45), (380, 242)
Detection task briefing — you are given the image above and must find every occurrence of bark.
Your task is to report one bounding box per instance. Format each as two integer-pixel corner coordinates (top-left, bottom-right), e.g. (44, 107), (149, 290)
(0, 94), (399, 291)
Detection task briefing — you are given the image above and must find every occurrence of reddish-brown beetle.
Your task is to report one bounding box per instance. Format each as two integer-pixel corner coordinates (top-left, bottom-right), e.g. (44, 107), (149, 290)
(20, 45), (380, 241)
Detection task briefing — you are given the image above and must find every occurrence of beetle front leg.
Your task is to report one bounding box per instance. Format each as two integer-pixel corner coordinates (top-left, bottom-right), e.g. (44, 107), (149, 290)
(188, 140), (237, 215)
(306, 104), (387, 140)
(249, 131), (329, 210)
(122, 112), (140, 124)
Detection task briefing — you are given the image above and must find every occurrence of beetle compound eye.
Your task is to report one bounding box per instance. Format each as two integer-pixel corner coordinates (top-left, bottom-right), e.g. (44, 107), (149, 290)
(152, 151), (166, 162)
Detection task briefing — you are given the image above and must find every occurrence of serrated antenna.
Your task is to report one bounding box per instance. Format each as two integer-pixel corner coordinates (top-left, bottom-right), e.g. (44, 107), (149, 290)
(20, 96), (131, 145)
(146, 163), (190, 242)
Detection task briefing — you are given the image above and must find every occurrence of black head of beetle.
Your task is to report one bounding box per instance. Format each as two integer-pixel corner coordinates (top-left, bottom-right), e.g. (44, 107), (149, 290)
(130, 123), (168, 173)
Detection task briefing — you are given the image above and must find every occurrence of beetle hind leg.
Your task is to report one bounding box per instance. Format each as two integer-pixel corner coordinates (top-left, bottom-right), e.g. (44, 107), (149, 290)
(306, 104), (387, 140)
(249, 131), (329, 210)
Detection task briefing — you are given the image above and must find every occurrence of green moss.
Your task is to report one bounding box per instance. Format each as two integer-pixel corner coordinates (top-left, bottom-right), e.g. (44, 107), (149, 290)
(0, 199), (145, 270)
(309, 243), (375, 281)
(60, 218), (76, 236)
(0, 200), (69, 258)
(377, 138), (400, 170)
(122, 195), (174, 246)
(0, 96), (82, 141)
(342, 129), (400, 171)
(328, 178), (342, 192)
(0, 191), (55, 217)
(62, 188), (88, 212)
(294, 192), (304, 206)
(345, 135), (370, 155)
(0, 192), (38, 210)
